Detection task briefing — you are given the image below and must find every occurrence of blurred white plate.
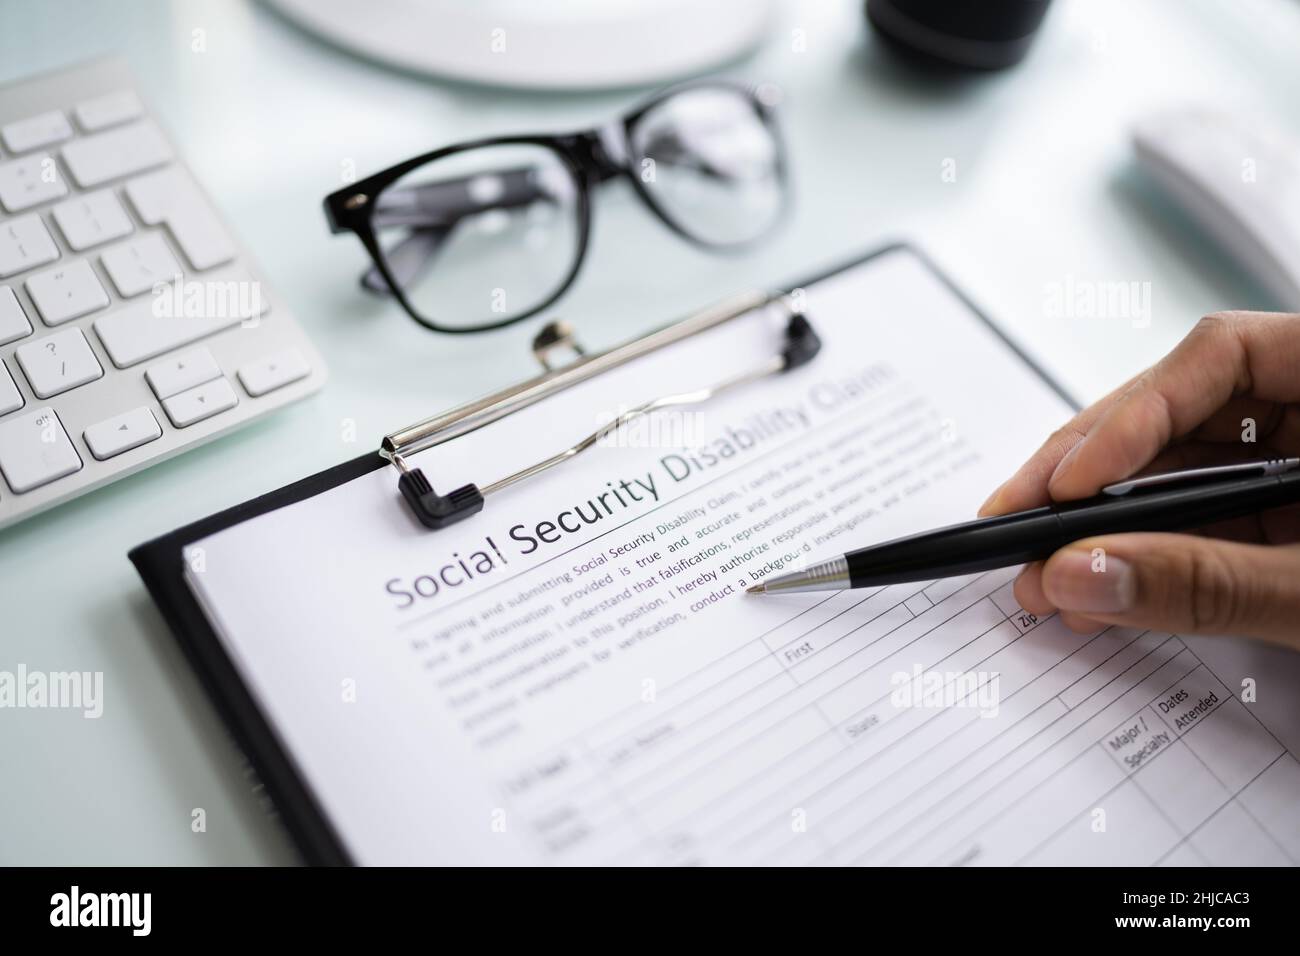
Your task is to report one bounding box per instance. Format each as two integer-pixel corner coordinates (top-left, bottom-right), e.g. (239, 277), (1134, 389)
(267, 0), (777, 90)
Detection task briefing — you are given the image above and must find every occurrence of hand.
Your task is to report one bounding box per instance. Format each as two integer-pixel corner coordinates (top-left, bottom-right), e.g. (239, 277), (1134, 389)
(979, 311), (1300, 647)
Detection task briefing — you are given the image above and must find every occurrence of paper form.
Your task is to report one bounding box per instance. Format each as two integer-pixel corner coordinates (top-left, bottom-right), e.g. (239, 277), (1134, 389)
(184, 248), (1300, 865)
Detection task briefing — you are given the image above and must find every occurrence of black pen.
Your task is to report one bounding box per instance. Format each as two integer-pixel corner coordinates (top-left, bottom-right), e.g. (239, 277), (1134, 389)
(746, 458), (1300, 595)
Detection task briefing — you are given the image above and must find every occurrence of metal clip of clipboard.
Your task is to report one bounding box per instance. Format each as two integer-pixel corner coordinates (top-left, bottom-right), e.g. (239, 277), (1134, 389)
(380, 291), (822, 529)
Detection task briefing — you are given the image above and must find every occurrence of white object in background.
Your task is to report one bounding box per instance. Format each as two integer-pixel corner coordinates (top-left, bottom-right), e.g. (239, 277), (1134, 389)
(162, 376), (239, 428)
(0, 58), (327, 530)
(83, 406), (161, 460)
(266, 0), (776, 90)
(0, 406), (81, 492)
(1132, 108), (1300, 308)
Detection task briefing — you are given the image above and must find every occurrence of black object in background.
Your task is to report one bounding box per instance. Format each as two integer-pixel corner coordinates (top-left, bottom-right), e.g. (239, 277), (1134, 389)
(866, 0), (1053, 70)
(323, 80), (788, 335)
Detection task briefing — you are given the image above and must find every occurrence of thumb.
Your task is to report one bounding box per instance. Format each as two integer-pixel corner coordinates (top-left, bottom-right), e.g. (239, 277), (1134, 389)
(1040, 534), (1300, 647)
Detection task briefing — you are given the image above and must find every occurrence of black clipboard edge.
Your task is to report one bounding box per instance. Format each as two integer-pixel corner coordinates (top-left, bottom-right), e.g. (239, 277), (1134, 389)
(130, 451), (386, 866)
(128, 242), (1079, 868)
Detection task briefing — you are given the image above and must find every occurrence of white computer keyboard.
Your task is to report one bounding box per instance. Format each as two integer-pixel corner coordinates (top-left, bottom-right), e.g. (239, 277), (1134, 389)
(0, 58), (326, 529)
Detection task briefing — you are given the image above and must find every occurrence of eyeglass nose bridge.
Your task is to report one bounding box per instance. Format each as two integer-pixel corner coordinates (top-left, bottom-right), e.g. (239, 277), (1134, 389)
(558, 123), (630, 181)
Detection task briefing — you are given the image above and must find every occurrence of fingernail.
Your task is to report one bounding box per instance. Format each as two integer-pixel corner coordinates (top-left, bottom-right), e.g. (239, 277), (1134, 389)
(977, 481), (1007, 517)
(1043, 548), (1135, 614)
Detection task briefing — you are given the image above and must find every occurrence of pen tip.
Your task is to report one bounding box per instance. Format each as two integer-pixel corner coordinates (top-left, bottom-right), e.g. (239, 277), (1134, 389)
(746, 584), (765, 595)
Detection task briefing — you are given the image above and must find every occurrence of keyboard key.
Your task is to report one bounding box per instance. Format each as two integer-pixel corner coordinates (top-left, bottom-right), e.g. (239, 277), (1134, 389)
(96, 300), (242, 368)
(127, 168), (235, 271)
(93, 268), (266, 367)
(163, 376), (237, 427)
(0, 406), (81, 493)
(61, 119), (172, 188)
(238, 348), (310, 397)
(0, 215), (59, 278)
(15, 327), (104, 398)
(26, 259), (109, 325)
(83, 406), (161, 460)
(0, 153), (68, 212)
(74, 91), (144, 131)
(100, 233), (182, 297)
(146, 346), (221, 399)
(1, 110), (73, 153)
(52, 189), (133, 251)
(0, 287), (33, 345)
(0, 360), (23, 416)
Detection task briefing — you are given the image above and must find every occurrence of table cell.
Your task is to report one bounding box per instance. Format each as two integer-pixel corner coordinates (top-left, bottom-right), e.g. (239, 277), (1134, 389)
(1023, 778), (1181, 866)
(1189, 800), (1291, 865)
(1181, 698), (1283, 794)
(1148, 664), (1228, 737)
(1237, 753), (1300, 862)
(1131, 739), (1229, 833)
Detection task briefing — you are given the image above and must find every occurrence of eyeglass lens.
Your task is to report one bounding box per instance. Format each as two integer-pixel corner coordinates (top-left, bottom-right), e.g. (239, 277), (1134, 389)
(366, 86), (783, 330)
(370, 143), (583, 330)
(630, 86), (784, 247)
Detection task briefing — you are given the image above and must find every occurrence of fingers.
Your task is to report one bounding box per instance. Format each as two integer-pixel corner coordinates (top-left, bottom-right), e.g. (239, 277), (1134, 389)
(1038, 534), (1300, 648)
(1012, 562), (1051, 614)
(1140, 438), (1279, 475)
(988, 312), (1300, 643)
(1184, 395), (1287, 443)
(978, 372), (1144, 516)
(1049, 312), (1300, 500)
(981, 312), (1300, 518)
(1133, 443), (1300, 543)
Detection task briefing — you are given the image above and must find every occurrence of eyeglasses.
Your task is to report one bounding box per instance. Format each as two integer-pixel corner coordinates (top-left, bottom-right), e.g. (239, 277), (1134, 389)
(323, 80), (788, 334)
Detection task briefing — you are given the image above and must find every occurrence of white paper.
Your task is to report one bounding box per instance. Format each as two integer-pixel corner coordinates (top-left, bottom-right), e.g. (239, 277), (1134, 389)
(185, 248), (1300, 865)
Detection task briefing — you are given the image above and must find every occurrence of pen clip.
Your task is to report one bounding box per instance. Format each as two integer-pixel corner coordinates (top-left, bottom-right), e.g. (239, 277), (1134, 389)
(1100, 457), (1300, 496)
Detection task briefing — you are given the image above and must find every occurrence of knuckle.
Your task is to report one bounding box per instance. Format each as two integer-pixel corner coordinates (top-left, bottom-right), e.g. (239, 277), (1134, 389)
(1130, 549), (1179, 619)
(1186, 546), (1245, 633)
(1045, 423), (1085, 458)
(1188, 312), (1247, 352)
(1197, 311), (1241, 330)
(1130, 544), (1243, 633)
(1118, 368), (1159, 406)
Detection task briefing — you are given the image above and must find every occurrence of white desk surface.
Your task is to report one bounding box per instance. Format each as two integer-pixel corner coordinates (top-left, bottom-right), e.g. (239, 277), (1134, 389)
(2, 0), (1299, 864)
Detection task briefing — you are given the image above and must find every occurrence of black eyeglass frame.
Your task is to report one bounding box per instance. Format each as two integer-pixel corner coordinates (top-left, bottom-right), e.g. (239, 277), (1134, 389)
(323, 80), (789, 334)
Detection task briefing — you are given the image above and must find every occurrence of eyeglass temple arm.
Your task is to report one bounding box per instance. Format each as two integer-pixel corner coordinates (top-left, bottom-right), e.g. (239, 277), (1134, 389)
(396, 312), (821, 529)
(636, 131), (739, 182)
(361, 227), (449, 295)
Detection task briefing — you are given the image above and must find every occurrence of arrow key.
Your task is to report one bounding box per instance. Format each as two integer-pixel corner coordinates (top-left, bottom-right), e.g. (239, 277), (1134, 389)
(145, 346), (220, 399)
(163, 375), (237, 428)
(84, 406), (161, 460)
(237, 348), (310, 398)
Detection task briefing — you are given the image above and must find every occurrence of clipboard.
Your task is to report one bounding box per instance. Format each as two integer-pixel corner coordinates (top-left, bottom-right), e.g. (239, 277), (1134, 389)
(129, 242), (1074, 865)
